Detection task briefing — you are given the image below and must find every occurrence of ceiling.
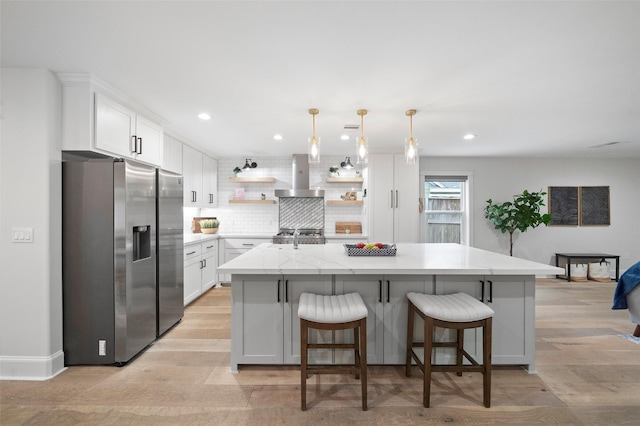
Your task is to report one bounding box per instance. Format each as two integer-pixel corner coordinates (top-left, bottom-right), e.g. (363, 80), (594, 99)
(2, 1), (639, 159)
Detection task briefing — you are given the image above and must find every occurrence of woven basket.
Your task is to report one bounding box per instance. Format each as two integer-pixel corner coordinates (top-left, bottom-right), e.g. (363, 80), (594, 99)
(344, 244), (397, 257)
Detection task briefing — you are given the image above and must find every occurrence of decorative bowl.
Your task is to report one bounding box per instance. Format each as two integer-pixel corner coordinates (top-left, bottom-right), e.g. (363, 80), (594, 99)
(201, 228), (218, 234)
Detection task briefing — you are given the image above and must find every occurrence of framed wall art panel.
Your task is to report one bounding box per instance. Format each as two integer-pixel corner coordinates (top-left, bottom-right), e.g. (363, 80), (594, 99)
(548, 186), (579, 226)
(580, 186), (610, 226)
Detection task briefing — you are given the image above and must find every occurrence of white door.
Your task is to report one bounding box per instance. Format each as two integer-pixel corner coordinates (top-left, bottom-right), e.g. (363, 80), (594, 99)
(134, 114), (163, 166)
(182, 145), (203, 206)
(369, 154), (394, 243)
(94, 93), (135, 158)
(201, 155), (218, 208)
(383, 275), (433, 364)
(283, 275), (333, 365)
(334, 275), (385, 364)
(393, 154), (420, 243)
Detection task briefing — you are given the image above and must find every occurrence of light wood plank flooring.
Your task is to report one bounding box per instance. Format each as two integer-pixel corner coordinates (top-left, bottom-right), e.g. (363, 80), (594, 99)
(2, 279), (639, 425)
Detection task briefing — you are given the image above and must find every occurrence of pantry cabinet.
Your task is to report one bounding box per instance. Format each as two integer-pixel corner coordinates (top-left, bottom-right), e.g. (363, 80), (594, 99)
(368, 154), (419, 243)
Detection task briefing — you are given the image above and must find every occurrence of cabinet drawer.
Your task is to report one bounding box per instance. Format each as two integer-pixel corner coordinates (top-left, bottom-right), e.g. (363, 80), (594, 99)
(224, 238), (267, 250)
(184, 244), (202, 261)
(201, 240), (217, 255)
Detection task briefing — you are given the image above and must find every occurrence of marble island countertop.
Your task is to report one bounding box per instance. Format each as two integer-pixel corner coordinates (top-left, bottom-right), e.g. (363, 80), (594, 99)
(217, 243), (564, 276)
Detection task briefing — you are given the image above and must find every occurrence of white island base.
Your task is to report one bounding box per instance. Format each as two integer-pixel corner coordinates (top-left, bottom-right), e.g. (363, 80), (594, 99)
(218, 243), (564, 374)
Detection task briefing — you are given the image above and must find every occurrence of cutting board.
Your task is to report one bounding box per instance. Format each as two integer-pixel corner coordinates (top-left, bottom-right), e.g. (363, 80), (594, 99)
(192, 217), (217, 233)
(335, 222), (362, 234)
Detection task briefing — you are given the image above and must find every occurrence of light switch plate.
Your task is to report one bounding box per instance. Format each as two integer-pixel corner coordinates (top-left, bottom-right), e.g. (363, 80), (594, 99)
(12, 227), (33, 243)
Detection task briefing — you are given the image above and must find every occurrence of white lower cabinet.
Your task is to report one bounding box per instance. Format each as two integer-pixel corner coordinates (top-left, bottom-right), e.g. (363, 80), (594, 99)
(283, 275), (333, 365)
(435, 275), (535, 368)
(183, 240), (218, 306)
(219, 238), (269, 283)
(231, 275), (284, 366)
(201, 241), (218, 292)
(231, 273), (433, 371)
(184, 244), (203, 305)
(230, 273), (534, 371)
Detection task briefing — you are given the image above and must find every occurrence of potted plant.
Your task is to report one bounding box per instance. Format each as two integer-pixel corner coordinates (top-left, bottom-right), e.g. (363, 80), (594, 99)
(233, 167), (242, 177)
(484, 189), (551, 256)
(199, 218), (220, 234)
(329, 166), (339, 177)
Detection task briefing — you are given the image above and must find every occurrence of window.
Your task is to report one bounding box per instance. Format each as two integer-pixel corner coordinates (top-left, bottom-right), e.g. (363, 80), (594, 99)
(422, 175), (469, 245)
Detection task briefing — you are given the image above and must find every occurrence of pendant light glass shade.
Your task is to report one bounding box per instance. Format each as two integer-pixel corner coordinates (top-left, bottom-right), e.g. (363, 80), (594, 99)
(308, 108), (320, 163)
(356, 109), (368, 164)
(404, 109), (418, 165)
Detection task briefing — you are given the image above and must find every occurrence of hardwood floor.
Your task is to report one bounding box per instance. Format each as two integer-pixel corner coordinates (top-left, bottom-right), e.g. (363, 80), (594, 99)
(2, 279), (639, 425)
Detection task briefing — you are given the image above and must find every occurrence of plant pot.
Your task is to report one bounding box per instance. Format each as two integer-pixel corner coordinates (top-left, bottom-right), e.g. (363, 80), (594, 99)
(201, 228), (218, 234)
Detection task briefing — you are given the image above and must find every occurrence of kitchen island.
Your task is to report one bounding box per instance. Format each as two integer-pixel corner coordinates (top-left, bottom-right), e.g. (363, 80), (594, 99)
(217, 243), (564, 373)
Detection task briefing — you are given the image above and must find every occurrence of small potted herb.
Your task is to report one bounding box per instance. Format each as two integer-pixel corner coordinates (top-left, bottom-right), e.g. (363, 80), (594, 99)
(199, 218), (220, 234)
(233, 167), (242, 177)
(329, 166), (339, 177)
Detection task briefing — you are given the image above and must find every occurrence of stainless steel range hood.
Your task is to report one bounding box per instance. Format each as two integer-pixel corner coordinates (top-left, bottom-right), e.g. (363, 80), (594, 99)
(275, 154), (324, 197)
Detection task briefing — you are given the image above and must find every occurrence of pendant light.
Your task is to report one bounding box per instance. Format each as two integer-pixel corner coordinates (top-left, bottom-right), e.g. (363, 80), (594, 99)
(308, 108), (320, 164)
(356, 109), (368, 164)
(404, 109), (418, 164)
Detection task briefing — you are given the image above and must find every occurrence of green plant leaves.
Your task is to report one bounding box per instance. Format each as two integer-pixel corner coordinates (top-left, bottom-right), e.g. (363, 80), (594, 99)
(484, 190), (551, 255)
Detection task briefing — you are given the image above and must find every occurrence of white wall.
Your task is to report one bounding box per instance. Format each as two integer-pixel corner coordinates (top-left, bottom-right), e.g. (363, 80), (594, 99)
(421, 156), (640, 271)
(0, 69), (64, 379)
(196, 156), (367, 235)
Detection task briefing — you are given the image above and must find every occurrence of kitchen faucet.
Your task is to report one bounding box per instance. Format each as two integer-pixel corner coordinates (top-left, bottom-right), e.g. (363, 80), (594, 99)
(293, 229), (300, 249)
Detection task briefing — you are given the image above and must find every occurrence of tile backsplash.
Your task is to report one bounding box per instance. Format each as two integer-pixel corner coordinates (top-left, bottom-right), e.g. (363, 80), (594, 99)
(185, 156), (367, 235)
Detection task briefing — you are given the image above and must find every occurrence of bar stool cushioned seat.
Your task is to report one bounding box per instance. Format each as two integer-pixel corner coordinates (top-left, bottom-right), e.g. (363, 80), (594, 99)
(298, 292), (368, 411)
(405, 292), (495, 408)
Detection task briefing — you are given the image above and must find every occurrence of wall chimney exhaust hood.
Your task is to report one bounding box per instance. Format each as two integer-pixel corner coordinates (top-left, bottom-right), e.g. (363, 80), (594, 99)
(275, 154), (324, 198)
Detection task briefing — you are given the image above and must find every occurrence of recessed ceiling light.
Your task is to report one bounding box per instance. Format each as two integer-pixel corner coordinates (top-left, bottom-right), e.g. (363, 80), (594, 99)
(198, 113), (211, 120)
(273, 134), (283, 141)
(340, 134), (350, 141)
(463, 133), (476, 140)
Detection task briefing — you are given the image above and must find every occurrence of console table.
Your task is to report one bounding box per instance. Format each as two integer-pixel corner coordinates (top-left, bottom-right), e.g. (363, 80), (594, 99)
(555, 253), (620, 282)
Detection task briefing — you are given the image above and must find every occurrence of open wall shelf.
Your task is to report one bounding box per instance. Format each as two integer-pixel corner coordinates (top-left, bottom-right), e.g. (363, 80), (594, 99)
(228, 177), (276, 183)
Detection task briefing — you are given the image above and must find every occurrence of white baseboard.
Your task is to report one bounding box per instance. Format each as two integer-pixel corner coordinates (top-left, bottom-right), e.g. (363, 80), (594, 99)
(0, 350), (66, 381)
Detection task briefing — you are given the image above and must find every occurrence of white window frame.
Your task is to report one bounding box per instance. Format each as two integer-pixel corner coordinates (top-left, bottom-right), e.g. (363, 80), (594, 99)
(419, 170), (474, 246)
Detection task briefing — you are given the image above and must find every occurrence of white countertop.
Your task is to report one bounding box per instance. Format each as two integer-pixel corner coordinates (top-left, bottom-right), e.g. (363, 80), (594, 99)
(217, 243), (564, 276)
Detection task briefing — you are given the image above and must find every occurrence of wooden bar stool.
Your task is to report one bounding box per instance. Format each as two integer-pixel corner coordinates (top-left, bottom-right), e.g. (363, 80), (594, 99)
(405, 292), (495, 408)
(298, 292), (368, 411)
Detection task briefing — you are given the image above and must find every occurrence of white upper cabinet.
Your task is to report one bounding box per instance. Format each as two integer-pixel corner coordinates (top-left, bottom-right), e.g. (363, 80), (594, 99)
(133, 114), (163, 166)
(162, 134), (183, 174)
(94, 93), (163, 166)
(182, 144), (217, 208)
(201, 155), (218, 208)
(59, 73), (164, 167)
(94, 93), (135, 158)
(368, 154), (419, 243)
(182, 145), (203, 207)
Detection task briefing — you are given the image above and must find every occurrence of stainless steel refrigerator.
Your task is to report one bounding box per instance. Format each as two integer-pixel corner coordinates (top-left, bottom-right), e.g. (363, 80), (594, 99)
(62, 157), (164, 365)
(156, 169), (184, 337)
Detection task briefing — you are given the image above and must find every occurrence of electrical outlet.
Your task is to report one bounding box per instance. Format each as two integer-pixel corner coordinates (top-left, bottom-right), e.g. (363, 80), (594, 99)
(98, 340), (106, 356)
